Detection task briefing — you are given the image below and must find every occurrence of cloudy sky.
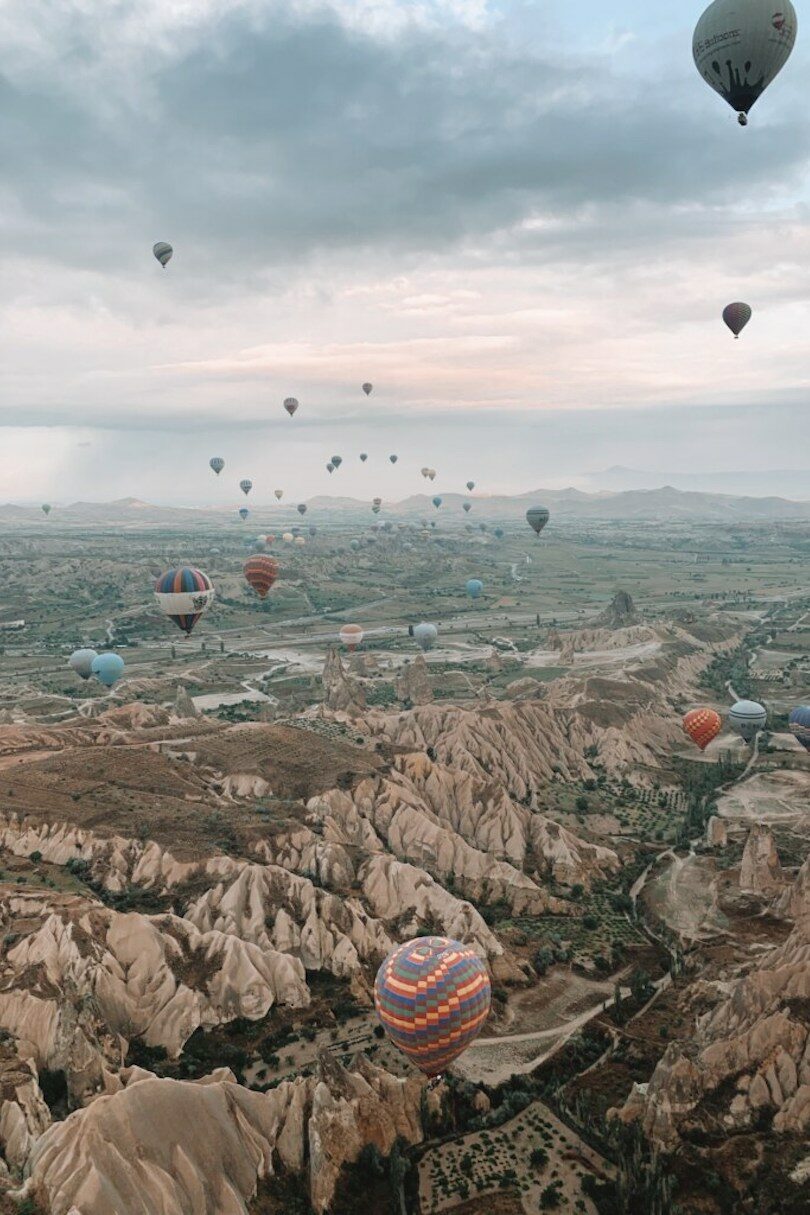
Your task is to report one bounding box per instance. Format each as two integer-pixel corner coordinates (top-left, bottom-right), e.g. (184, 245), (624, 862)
(1, 0), (809, 505)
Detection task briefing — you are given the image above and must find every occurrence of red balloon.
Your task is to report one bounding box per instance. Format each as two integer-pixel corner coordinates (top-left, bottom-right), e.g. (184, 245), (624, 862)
(683, 708), (722, 751)
(244, 556), (279, 599)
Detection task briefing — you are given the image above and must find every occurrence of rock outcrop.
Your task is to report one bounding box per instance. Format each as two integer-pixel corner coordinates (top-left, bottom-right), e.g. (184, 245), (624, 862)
(739, 822), (782, 894)
(396, 656), (433, 706)
(594, 590), (640, 628)
(322, 649), (366, 715)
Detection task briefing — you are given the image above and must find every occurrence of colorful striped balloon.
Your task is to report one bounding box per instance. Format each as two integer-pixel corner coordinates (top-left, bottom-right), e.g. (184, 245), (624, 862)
(374, 936), (491, 1078)
(244, 555), (279, 599)
(154, 567), (215, 635)
(683, 707), (722, 751)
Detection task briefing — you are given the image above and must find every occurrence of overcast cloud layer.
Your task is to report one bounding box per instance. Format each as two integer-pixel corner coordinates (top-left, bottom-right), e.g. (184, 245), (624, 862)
(0, 0), (808, 503)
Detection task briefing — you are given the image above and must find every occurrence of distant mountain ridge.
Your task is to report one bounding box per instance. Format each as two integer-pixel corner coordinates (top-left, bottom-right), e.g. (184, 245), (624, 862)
(587, 466), (810, 500)
(2, 484), (810, 524)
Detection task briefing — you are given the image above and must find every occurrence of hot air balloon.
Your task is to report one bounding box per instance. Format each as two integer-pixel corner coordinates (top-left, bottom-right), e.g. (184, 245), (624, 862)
(339, 623), (364, 651)
(244, 556), (279, 599)
(331, 456), (343, 469)
(466, 579), (483, 600)
(374, 937), (491, 1078)
(294, 536), (306, 546)
(350, 539), (361, 552)
(360, 453), (368, 462)
(69, 648), (98, 681)
(308, 526), (317, 537)
(466, 482), (475, 492)
(240, 480), (254, 496)
(494, 528), (504, 540)
(326, 464), (335, 474)
(421, 467), (430, 479)
(463, 502), (472, 513)
(413, 622), (438, 652)
(683, 708), (723, 751)
(209, 458), (225, 476)
(154, 567), (215, 636)
(373, 497), (382, 506)
(526, 506), (550, 537)
(371, 505), (381, 515)
(432, 497), (442, 510)
(153, 242), (173, 267)
(239, 507), (249, 521)
(428, 470), (437, 482)
(722, 302), (752, 339)
(362, 382), (373, 396)
(282, 532), (294, 543)
(274, 489), (284, 501)
(693, 0), (797, 125)
(91, 652), (125, 688)
(729, 699), (767, 742)
(41, 504), (51, 516)
(788, 706), (810, 752)
(297, 504), (307, 516)
(389, 454), (398, 465)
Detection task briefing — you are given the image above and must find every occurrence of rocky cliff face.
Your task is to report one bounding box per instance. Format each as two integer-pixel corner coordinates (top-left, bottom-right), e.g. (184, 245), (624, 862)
(21, 1055), (422, 1214)
(618, 861), (810, 1147)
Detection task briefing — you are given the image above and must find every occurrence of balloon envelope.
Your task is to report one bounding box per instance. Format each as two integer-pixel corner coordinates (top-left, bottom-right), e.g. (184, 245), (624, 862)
(41, 504), (51, 516)
(432, 497), (442, 509)
(389, 454), (398, 464)
(723, 302), (752, 338)
(297, 504), (307, 516)
(239, 508), (250, 520)
(153, 242), (173, 267)
(283, 397), (299, 417)
(91, 652), (125, 688)
(693, 0), (797, 122)
(239, 480), (252, 496)
(274, 489), (284, 500)
(788, 706), (810, 752)
(339, 624), (364, 650)
(244, 556), (279, 599)
(526, 506), (550, 536)
(69, 648), (98, 680)
(374, 936), (491, 1077)
(331, 456), (343, 468)
(154, 567), (215, 635)
(362, 383), (373, 395)
(209, 458), (225, 475)
(413, 622), (438, 652)
(729, 699), (767, 742)
(466, 481), (475, 491)
(683, 708), (723, 751)
(466, 579), (483, 599)
(360, 453), (368, 462)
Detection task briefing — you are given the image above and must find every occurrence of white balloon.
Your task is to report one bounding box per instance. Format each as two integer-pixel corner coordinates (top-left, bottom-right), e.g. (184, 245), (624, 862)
(693, 0), (797, 123)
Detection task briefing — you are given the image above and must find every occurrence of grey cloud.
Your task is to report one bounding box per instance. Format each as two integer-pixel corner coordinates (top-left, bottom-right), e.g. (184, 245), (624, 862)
(0, 5), (808, 294)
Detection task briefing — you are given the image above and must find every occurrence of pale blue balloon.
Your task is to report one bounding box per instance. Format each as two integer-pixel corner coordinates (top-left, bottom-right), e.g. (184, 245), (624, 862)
(91, 652), (125, 688)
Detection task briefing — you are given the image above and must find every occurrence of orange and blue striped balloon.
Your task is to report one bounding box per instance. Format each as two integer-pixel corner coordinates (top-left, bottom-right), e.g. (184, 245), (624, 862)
(374, 936), (491, 1077)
